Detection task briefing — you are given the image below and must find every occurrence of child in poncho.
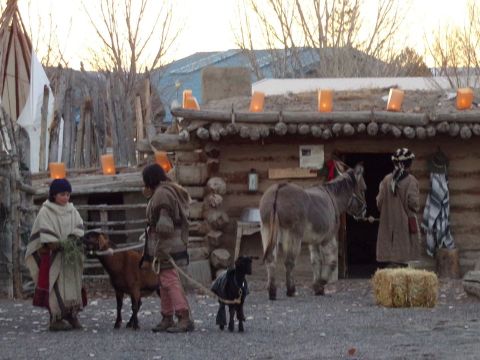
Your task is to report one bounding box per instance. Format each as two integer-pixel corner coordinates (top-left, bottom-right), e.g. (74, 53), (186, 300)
(25, 179), (85, 331)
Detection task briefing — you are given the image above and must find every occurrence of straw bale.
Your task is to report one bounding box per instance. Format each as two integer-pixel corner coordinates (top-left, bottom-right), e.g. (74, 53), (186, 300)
(371, 268), (438, 308)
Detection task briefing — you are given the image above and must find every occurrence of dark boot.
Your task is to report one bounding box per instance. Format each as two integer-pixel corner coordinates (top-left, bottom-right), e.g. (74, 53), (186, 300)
(49, 319), (72, 331)
(152, 314), (174, 333)
(65, 314), (83, 330)
(166, 310), (194, 333)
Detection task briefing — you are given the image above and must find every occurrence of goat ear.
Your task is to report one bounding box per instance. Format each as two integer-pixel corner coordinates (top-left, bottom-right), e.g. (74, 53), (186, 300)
(85, 228), (103, 237)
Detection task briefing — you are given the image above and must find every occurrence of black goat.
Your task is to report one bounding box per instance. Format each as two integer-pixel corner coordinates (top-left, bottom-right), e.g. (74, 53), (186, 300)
(211, 256), (253, 332)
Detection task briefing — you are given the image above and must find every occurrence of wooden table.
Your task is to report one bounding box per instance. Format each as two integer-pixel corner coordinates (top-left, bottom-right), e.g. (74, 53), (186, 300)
(234, 220), (261, 260)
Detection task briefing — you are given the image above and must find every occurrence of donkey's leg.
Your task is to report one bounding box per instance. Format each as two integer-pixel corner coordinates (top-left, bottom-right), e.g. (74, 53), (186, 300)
(319, 238), (338, 289)
(261, 226), (278, 300)
(309, 244), (325, 295)
(282, 230), (302, 297)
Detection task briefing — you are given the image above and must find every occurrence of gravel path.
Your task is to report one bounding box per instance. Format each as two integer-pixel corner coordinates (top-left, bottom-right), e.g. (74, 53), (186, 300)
(1, 279), (479, 360)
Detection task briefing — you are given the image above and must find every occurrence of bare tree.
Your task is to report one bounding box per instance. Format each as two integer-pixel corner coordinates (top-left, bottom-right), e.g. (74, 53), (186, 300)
(83, 0), (180, 166)
(25, 2), (70, 67)
(84, 0), (179, 97)
(426, 0), (480, 87)
(234, 0), (413, 78)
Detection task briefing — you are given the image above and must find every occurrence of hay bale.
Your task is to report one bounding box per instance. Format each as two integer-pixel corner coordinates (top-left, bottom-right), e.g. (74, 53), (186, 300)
(371, 268), (438, 308)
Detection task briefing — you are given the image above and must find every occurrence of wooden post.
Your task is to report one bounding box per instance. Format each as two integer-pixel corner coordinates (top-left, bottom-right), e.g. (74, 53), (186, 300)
(100, 209), (109, 233)
(74, 97), (86, 168)
(144, 75), (155, 140)
(49, 68), (68, 164)
(48, 113), (61, 163)
(61, 88), (74, 167)
(0, 109), (23, 298)
(135, 95), (144, 161)
(135, 95), (144, 142)
(83, 98), (92, 167)
(39, 85), (49, 171)
(105, 77), (119, 156)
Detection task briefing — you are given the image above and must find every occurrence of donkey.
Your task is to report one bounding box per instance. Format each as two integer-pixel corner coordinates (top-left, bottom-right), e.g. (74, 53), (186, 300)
(259, 163), (366, 300)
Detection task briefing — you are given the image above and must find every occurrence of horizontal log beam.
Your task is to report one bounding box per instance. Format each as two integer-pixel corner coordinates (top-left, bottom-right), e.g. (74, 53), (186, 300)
(137, 133), (200, 152)
(172, 108), (480, 126)
(84, 219), (146, 227)
(431, 111), (480, 123)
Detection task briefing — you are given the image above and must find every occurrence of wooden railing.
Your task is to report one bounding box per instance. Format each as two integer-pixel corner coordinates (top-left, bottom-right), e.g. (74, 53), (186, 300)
(78, 203), (147, 279)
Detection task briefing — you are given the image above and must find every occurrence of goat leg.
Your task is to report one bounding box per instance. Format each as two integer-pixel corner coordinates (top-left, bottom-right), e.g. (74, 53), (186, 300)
(114, 291), (124, 329)
(237, 305), (245, 332)
(127, 298), (143, 328)
(127, 293), (141, 330)
(237, 303), (246, 321)
(216, 303), (226, 330)
(228, 305), (235, 332)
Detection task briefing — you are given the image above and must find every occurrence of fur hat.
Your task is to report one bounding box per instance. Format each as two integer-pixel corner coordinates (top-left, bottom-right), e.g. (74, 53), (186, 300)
(391, 148), (415, 162)
(49, 179), (72, 198)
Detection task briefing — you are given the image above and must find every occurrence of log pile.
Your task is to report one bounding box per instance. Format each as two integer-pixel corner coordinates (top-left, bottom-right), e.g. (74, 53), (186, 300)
(173, 150), (211, 286)
(171, 108), (480, 141)
(201, 144), (231, 276)
(173, 145), (230, 284)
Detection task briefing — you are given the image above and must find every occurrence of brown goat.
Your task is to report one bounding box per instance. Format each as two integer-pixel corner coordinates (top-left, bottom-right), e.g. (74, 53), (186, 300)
(82, 230), (159, 330)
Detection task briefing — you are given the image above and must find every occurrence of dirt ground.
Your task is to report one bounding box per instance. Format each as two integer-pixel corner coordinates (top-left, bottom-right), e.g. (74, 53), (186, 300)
(1, 277), (479, 360)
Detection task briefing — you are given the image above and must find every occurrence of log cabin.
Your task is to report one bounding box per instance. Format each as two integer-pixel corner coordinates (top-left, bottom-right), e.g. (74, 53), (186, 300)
(154, 84), (480, 280)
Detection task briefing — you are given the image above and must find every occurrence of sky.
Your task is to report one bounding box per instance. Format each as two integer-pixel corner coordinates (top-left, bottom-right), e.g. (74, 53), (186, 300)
(14, 0), (471, 70)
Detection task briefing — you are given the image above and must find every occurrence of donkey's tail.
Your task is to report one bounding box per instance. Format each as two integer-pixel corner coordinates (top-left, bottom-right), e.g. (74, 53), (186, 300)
(262, 211), (279, 262)
(262, 183), (285, 262)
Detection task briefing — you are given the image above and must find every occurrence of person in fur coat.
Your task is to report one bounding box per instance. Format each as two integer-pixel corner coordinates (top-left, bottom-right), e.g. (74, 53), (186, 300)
(25, 179), (85, 331)
(140, 164), (194, 333)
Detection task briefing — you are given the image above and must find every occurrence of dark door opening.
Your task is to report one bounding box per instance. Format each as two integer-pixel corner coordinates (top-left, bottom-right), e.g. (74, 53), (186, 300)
(344, 153), (392, 278)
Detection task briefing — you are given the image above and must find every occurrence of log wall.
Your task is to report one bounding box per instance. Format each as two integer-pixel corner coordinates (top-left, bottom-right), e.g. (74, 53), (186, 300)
(214, 135), (480, 274)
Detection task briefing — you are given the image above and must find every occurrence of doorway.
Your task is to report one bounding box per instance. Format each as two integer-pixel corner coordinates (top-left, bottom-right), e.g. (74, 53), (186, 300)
(343, 153), (392, 278)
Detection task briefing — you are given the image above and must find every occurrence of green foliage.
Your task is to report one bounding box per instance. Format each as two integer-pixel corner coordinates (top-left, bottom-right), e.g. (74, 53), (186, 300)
(59, 236), (84, 266)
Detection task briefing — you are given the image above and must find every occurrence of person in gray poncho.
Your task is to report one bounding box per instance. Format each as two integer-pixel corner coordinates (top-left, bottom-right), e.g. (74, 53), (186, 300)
(25, 179), (85, 331)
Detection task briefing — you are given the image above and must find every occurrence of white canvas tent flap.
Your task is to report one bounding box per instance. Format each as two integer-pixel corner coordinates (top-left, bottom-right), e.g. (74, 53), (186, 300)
(16, 50), (58, 173)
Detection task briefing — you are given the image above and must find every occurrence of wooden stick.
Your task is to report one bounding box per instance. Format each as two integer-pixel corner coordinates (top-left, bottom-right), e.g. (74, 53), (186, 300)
(135, 95), (144, 142)
(39, 85), (49, 171)
(83, 98), (93, 167)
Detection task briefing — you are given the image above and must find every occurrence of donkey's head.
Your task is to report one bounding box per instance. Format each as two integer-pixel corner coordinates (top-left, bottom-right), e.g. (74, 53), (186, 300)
(346, 164), (367, 219)
(82, 230), (111, 252)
